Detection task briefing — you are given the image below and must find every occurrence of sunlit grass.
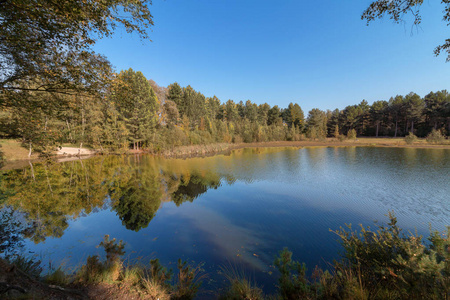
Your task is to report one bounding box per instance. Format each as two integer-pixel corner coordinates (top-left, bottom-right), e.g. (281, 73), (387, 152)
(219, 263), (265, 300)
(0, 139), (39, 161)
(2, 214), (448, 299)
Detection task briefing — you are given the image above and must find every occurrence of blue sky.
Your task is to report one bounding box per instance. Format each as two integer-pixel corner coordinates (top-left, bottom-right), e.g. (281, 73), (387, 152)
(94, 0), (450, 114)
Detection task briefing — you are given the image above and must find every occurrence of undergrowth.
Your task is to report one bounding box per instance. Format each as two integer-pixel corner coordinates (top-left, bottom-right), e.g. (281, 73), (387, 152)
(3, 212), (449, 299)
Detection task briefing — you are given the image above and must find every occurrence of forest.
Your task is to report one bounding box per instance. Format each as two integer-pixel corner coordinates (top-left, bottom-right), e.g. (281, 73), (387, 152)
(1, 0), (449, 159)
(1, 67), (449, 158)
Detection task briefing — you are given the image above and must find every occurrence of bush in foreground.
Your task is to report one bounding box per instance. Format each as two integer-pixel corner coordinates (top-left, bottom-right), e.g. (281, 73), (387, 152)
(3, 213), (449, 299)
(271, 212), (450, 299)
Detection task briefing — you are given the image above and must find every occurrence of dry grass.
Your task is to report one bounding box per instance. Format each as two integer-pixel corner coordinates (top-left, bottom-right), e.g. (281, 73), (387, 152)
(0, 139), (39, 161)
(141, 278), (170, 300)
(233, 137), (450, 149)
(219, 264), (264, 300)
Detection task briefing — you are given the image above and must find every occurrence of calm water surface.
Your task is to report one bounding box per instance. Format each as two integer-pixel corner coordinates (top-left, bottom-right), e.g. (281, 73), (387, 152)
(1, 147), (449, 295)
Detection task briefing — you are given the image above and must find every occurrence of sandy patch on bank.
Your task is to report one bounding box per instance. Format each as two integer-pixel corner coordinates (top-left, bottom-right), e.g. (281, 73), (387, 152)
(57, 147), (96, 156)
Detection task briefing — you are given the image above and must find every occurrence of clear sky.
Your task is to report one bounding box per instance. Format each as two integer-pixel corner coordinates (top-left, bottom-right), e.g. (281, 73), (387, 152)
(94, 0), (450, 114)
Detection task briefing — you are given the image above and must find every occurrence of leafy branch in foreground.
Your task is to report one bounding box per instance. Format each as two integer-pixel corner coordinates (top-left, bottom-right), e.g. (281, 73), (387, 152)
(362, 0), (450, 61)
(1, 0), (154, 101)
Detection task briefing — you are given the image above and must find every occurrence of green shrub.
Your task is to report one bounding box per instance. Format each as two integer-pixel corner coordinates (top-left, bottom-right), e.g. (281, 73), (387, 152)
(77, 255), (105, 283)
(46, 267), (69, 286)
(274, 248), (310, 299)
(232, 135), (243, 144)
(426, 128), (446, 144)
(404, 132), (418, 144)
(334, 125), (340, 140)
(332, 212), (450, 298)
(271, 213), (449, 299)
(337, 134), (346, 142)
(147, 258), (173, 288)
(77, 235), (126, 283)
(172, 259), (204, 300)
(347, 129), (357, 140)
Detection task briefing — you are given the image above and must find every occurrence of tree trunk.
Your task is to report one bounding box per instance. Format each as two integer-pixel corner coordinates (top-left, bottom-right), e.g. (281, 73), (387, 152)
(411, 120), (414, 133)
(28, 142), (32, 158)
(29, 161), (35, 181)
(97, 137), (104, 152)
(44, 165), (53, 194)
(66, 119), (73, 142)
(78, 142), (82, 156)
(394, 120), (398, 137)
(376, 121), (379, 137)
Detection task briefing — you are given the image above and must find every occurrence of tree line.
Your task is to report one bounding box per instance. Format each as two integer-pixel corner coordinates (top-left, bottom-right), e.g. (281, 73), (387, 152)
(1, 0), (449, 158)
(0, 68), (449, 155)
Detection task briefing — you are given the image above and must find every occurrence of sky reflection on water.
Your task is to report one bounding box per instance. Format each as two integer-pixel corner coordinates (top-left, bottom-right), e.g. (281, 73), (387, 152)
(0, 146), (449, 294)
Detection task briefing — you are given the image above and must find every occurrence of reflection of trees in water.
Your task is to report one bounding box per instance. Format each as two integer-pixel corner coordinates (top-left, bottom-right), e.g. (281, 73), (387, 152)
(0, 206), (32, 256)
(171, 172), (221, 206)
(110, 162), (162, 232)
(0, 157), (114, 243)
(0, 155), (227, 243)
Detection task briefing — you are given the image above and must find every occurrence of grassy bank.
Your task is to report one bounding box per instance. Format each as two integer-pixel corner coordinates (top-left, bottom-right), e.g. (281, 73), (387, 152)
(0, 140), (39, 161)
(1, 213), (448, 299)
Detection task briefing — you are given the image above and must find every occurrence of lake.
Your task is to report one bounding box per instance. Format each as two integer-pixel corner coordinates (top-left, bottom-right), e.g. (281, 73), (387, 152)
(0, 146), (449, 296)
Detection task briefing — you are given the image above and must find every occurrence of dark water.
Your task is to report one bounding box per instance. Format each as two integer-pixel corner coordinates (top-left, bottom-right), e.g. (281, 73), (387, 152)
(0, 147), (449, 295)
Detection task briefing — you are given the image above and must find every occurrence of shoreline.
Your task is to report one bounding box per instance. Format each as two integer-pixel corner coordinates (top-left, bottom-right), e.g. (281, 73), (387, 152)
(2, 138), (449, 170)
(157, 138), (450, 159)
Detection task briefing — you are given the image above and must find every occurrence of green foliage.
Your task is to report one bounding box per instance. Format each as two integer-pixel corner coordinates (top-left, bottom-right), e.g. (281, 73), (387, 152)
(362, 0), (450, 61)
(337, 134), (346, 142)
(0, 146), (4, 167)
(306, 108), (328, 140)
(2, 214), (449, 299)
(77, 235), (126, 283)
(268, 213), (450, 299)
(148, 258), (173, 288)
(347, 128), (357, 140)
(404, 132), (418, 144)
(99, 235), (126, 264)
(45, 267), (69, 286)
(8, 255), (43, 279)
(274, 248), (310, 299)
(332, 212), (450, 299)
(77, 255), (105, 283)
(0, 207), (29, 255)
(172, 259), (204, 300)
(333, 124), (340, 139)
(1, 0), (152, 96)
(426, 128), (446, 144)
(111, 68), (159, 149)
